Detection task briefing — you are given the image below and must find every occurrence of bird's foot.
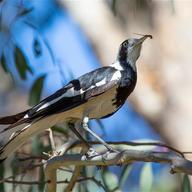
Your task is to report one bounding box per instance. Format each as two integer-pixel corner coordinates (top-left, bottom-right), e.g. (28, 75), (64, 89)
(105, 145), (119, 153)
(82, 148), (99, 160)
(86, 147), (99, 157)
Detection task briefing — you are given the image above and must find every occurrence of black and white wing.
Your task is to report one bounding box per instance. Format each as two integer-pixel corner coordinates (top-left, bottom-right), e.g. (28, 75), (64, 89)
(26, 66), (121, 120)
(0, 66), (121, 132)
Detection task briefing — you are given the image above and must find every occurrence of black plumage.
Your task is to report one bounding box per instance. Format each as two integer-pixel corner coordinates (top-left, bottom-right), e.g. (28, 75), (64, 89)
(114, 64), (137, 106)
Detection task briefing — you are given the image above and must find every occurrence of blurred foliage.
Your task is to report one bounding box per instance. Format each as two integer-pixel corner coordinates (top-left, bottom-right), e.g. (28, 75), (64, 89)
(108, 0), (175, 27)
(182, 174), (191, 192)
(0, 163), (4, 191)
(33, 38), (42, 57)
(102, 168), (119, 191)
(0, 53), (8, 73)
(140, 163), (153, 192)
(14, 46), (33, 80)
(110, 0), (152, 15)
(119, 164), (132, 188)
(29, 74), (46, 106)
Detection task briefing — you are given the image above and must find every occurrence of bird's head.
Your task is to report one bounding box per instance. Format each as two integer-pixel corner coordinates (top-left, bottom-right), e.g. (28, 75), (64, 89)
(117, 34), (152, 70)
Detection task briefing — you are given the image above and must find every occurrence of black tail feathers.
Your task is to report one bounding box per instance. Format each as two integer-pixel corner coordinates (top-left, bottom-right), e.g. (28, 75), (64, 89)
(0, 110), (28, 125)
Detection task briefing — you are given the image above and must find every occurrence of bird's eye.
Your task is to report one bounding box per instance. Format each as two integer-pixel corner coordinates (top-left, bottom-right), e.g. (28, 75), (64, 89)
(123, 42), (128, 47)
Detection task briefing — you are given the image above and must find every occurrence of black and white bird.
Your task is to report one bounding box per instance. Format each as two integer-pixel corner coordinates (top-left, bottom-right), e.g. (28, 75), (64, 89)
(0, 35), (152, 162)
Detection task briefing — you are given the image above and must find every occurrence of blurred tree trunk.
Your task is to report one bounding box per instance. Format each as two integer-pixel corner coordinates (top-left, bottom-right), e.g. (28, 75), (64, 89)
(59, 0), (192, 156)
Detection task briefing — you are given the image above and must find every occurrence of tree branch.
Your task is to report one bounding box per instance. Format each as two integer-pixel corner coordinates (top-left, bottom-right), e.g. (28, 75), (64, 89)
(65, 140), (184, 157)
(65, 143), (89, 192)
(44, 148), (192, 192)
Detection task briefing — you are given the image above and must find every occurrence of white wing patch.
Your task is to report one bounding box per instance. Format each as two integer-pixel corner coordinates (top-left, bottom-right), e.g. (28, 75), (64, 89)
(24, 114), (29, 118)
(36, 87), (84, 112)
(37, 103), (50, 112)
(111, 71), (121, 81)
(95, 77), (106, 87)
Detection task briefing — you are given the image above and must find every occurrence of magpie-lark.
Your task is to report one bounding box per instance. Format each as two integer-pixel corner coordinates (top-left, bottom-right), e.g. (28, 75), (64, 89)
(0, 35), (152, 162)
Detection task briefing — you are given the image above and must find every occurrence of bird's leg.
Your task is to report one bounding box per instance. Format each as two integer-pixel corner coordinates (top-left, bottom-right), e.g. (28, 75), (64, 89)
(68, 122), (90, 148)
(68, 122), (98, 157)
(82, 117), (117, 152)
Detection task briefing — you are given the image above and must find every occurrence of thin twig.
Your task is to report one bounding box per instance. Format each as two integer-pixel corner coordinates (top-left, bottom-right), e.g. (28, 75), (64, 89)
(18, 155), (47, 161)
(2, 176), (105, 190)
(48, 128), (56, 151)
(66, 140), (184, 157)
(66, 166), (82, 192)
(77, 176), (106, 191)
(66, 144), (89, 192)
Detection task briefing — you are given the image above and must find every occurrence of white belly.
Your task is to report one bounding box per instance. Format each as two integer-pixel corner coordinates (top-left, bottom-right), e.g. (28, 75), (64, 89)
(51, 85), (118, 121)
(86, 86), (118, 119)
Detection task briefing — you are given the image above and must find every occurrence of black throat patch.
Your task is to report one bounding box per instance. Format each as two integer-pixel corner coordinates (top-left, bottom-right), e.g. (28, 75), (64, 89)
(113, 64), (137, 107)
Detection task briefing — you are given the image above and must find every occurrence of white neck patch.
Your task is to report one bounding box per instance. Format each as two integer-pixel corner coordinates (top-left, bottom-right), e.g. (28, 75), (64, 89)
(110, 61), (124, 71)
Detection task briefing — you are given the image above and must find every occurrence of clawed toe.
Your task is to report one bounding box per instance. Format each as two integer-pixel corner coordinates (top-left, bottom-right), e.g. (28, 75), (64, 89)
(106, 145), (119, 153)
(85, 148), (99, 158)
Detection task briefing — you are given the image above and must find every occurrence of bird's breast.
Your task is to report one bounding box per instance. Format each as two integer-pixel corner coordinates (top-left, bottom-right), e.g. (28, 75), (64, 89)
(85, 86), (119, 119)
(86, 72), (137, 119)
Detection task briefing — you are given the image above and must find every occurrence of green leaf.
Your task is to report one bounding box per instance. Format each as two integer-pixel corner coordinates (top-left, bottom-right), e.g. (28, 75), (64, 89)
(140, 163), (153, 192)
(51, 125), (69, 137)
(29, 75), (46, 106)
(0, 53), (15, 82)
(119, 164), (132, 188)
(18, 7), (33, 17)
(182, 174), (190, 192)
(14, 46), (33, 80)
(0, 53), (8, 73)
(102, 170), (119, 191)
(28, 185), (35, 192)
(31, 136), (44, 155)
(0, 163), (4, 192)
(112, 0), (117, 15)
(10, 156), (19, 191)
(33, 38), (42, 57)
(38, 166), (45, 192)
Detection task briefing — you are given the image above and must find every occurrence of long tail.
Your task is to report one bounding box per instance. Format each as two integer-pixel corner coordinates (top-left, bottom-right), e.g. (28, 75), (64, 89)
(0, 122), (31, 163)
(0, 110), (29, 162)
(0, 114), (58, 163)
(0, 110), (28, 125)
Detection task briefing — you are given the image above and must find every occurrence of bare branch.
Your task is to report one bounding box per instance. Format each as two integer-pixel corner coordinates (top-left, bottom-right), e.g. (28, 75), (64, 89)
(66, 166), (82, 192)
(66, 144), (89, 192)
(48, 128), (56, 151)
(44, 140), (89, 192)
(66, 140), (184, 157)
(44, 148), (192, 192)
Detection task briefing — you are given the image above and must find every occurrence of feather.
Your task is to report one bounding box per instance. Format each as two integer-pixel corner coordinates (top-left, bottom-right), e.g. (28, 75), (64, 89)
(0, 110), (28, 125)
